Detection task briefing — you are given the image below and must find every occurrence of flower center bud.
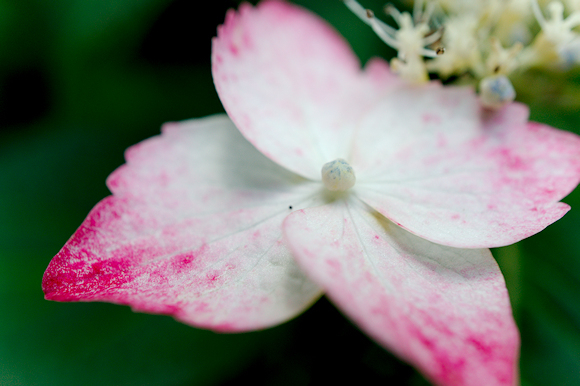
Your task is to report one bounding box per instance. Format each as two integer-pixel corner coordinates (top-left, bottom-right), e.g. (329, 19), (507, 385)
(479, 75), (516, 109)
(321, 159), (356, 192)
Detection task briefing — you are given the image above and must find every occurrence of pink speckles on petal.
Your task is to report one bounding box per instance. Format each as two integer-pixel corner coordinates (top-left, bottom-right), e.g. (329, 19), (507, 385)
(422, 113), (442, 124)
(169, 244), (207, 274)
(283, 198), (519, 386)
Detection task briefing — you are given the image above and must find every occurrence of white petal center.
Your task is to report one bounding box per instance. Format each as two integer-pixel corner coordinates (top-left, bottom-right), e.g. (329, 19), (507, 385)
(321, 159), (356, 191)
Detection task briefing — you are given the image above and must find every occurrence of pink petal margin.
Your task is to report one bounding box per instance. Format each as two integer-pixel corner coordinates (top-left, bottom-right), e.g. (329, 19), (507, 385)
(284, 198), (519, 386)
(43, 115), (322, 331)
(212, 0), (400, 180)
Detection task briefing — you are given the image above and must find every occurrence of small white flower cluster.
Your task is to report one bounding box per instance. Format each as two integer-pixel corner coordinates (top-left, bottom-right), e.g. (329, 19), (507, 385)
(344, 0), (580, 108)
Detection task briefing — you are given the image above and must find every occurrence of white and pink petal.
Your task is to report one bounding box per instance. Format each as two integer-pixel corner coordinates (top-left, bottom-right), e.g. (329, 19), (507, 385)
(43, 115), (322, 331)
(284, 198), (519, 386)
(212, 1), (400, 179)
(352, 84), (580, 248)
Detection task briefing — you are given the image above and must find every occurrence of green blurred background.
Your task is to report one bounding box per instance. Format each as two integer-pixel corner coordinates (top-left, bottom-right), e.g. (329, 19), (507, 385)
(1, 0), (579, 385)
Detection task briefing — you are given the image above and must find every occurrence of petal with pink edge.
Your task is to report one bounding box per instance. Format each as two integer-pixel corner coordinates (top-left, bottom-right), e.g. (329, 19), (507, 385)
(43, 115), (322, 332)
(212, 1), (400, 179)
(284, 198), (519, 386)
(352, 83), (580, 248)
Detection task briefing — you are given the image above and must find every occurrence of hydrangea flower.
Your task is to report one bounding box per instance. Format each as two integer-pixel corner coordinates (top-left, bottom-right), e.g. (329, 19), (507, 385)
(42, 1), (580, 385)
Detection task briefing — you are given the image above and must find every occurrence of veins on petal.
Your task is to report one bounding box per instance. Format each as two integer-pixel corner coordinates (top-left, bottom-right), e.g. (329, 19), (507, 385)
(349, 198), (483, 304)
(360, 183), (488, 197)
(343, 198), (396, 294)
(358, 186), (490, 208)
(139, 191), (323, 269)
(360, 168), (490, 185)
(196, 235), (281, 297)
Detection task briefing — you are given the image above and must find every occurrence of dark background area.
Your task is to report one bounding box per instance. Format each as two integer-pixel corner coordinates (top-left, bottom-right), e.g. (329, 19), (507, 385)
(1, 1), (580, 385)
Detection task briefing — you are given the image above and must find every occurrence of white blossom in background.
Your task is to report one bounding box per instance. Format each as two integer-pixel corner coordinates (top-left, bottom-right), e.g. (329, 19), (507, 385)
(345, 0), (580, 108)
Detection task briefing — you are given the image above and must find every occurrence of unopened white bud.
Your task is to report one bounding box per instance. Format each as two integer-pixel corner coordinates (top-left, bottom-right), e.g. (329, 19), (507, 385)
(479, 75), (516, 109)
(321, 159), (356, 192)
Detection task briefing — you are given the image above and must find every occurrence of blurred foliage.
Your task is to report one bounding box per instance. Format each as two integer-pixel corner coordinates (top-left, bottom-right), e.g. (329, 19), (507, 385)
(0, 0), (579, 385)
